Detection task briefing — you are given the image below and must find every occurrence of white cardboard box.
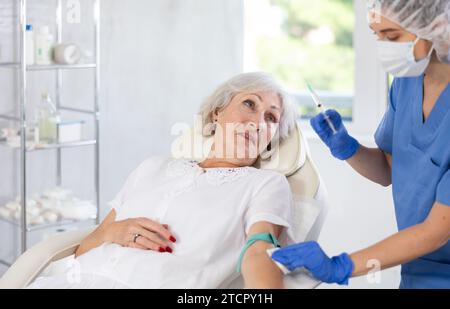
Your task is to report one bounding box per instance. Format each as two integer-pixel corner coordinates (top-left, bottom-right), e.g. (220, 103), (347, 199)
(57, 120), (84, 143)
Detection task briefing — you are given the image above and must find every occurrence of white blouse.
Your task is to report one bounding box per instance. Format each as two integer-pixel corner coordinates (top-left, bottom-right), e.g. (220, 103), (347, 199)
(33, 157), (294, 289)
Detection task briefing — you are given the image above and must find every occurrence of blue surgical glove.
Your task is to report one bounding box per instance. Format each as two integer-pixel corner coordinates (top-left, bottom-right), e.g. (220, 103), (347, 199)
(271, 241), (354, 285)
(310, 109), (360, 160)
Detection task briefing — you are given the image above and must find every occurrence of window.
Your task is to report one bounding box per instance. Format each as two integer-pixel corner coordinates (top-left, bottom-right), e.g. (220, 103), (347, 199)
(244, 0), (388, 135)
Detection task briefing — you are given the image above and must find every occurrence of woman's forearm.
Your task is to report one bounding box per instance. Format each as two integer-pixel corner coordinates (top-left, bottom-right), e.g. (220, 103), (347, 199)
(350, 203), (449, 277)
(75, 226), (109, 258)
(346, 146), (392, 186)
(242, 242), (284, 289)
(75, 210), (116, 258)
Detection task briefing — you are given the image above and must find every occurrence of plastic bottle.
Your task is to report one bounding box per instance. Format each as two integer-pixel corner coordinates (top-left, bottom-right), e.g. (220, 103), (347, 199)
(35, 26), (54, 65)
(25, 24), (35, 65)
(37, 93), (60, 143)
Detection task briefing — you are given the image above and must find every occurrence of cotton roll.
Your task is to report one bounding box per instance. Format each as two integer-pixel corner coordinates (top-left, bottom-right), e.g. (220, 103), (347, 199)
(266, 247), (292, 275)
(53, 44), (82, 65)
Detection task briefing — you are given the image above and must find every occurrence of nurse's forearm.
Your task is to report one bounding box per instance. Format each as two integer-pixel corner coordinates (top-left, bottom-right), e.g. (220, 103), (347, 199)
(350, 225), (441, 277)
(346, 146), (392, 186)
(349, 202), (450, 277)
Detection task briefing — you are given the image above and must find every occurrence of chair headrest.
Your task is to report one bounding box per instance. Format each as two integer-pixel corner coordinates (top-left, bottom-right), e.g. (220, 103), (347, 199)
(171, 122), (307, 176)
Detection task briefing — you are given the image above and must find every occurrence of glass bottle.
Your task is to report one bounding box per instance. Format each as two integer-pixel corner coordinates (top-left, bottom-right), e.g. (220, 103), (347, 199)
(37, 93), (60, 143)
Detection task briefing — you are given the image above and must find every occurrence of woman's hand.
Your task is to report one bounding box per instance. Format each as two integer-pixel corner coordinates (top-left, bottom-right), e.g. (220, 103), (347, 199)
(103, 217), (177, 253)
(75, 210), (178, 258)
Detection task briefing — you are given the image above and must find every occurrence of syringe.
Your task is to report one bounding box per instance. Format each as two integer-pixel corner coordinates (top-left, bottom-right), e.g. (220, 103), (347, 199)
(307, 83), (338, 135)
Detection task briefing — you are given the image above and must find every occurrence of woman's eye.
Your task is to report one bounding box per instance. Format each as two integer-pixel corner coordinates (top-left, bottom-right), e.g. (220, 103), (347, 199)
(243, 100), (255, 109)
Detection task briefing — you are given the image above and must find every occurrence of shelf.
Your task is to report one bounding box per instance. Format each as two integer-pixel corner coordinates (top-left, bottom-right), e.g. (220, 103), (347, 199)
(1, 107), (96, 121)
(0, 114), (20, 122)
(2, 0), (101, 256)
(0, 63), (97, 71)
(0, 259), (12, 267)
(28, 64), (97, 71)
(0, 62), (19, 69)
(60, 106), (97, 115)
(0, 216), (96, 232)
(0, 139), (97, 152)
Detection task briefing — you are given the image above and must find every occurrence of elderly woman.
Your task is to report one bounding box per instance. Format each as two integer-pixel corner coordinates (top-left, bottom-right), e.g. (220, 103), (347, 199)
(28, 72), (298, 289)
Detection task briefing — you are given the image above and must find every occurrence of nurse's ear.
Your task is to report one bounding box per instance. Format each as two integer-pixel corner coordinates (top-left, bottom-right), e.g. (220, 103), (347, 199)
(415, 39), (434, 61)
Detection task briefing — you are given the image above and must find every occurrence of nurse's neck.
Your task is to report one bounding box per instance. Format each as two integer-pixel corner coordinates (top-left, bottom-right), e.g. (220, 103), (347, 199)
(425, 53), (450, 84)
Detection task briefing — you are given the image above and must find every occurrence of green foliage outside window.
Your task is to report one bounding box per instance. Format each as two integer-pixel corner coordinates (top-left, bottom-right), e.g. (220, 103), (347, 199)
(255, 0), (355, 118)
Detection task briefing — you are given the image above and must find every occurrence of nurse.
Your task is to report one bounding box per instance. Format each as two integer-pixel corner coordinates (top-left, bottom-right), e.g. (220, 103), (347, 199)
(272, 0), (450, 288)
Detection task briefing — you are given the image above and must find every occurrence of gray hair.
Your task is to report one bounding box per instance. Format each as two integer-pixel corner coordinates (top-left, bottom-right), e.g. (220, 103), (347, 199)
(199, 72), (298, 141)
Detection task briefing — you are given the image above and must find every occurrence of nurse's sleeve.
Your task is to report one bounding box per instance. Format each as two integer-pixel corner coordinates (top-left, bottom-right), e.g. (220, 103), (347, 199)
(437, 169), (450, 206)
(244, 173), (293, 236)
(107, 165), (141, 212)
(374, 79), (399, 155)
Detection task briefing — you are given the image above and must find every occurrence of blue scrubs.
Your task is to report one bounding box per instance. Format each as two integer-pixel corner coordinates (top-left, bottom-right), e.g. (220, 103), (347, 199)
(375, 75), (450, 289)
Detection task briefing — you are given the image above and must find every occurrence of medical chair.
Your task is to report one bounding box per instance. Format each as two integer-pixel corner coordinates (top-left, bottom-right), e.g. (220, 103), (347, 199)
(0, 123), (329, 289)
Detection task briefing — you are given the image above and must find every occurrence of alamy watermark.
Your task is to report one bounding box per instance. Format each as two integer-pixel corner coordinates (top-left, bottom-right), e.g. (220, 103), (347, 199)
(65, 0), (81, 24)
(366, 258), (382, 284)
(367, 0), (382, 24)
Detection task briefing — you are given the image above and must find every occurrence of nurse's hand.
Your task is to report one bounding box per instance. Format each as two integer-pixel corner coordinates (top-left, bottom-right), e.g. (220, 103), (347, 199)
(271, 241), (354, 285)
(310, 109), (360, 160)
(103, 217), (176, 253)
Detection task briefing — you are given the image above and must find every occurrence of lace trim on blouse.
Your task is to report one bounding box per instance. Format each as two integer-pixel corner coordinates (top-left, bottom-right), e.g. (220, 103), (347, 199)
(163, 159), (255, 198)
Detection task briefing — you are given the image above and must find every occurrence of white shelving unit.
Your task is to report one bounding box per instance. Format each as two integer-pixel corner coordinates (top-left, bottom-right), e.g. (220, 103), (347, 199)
(0, 0), (101, 266)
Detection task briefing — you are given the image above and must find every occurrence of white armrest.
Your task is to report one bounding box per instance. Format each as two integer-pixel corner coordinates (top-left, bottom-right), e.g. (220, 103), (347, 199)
(0, 226), (95, 289)
(305, 179), (329, 242)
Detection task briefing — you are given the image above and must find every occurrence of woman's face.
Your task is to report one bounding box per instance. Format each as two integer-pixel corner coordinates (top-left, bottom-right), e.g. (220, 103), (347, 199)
(369, 13), (433, 60)
(211, 91), (282, 167)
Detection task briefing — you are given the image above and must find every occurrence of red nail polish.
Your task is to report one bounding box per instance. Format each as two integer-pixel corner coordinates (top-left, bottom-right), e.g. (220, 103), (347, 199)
(159, 247), (166, 253)
(165, 247), (173, 253)
(169, 236), (177, 243)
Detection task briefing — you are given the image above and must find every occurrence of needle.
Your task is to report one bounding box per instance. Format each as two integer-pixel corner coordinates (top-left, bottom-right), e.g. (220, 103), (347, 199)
(307, 83), (338, 135)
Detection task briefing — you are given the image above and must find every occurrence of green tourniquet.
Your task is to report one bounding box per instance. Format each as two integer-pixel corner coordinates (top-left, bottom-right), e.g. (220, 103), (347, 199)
(236, 233), (281, 273)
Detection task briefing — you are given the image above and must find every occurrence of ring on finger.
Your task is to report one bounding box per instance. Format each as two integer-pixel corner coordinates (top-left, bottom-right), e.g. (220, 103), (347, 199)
(133, 233), (141, 243)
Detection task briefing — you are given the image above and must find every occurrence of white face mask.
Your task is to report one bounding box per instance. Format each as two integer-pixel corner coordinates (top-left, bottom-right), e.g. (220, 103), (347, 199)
(376, 38), (434, 77)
